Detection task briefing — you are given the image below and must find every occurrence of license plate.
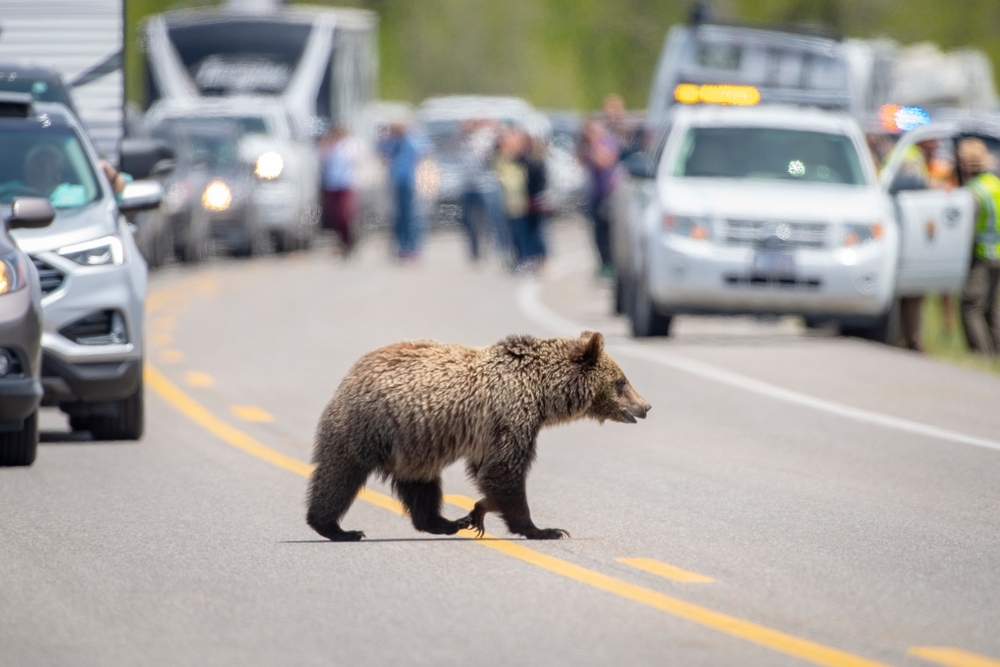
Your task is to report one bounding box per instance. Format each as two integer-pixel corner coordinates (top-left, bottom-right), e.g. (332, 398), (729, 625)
(752, 250), (796, 279)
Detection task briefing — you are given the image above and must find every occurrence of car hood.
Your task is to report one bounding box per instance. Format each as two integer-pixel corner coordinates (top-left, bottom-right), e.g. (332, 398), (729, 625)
(5, 199), (118, 255)
(659, 178), (889, 223)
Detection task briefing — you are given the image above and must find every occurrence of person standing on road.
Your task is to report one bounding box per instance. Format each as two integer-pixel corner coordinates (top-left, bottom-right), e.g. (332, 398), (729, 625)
(578, 118), (621, 278)
(957, 137), (1000, 355)
(379, 121), (426, 261)
(320, 125), (361, 257)
(494, 127), (529, 269)
(519, 135), (549, 272)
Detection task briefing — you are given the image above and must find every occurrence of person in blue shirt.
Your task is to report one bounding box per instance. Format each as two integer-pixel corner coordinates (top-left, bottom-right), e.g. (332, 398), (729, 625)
(379, 122), (426, 260)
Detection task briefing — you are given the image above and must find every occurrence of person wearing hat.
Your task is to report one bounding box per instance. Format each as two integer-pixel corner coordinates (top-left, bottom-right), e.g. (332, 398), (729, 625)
(957, 137), (1000, 355)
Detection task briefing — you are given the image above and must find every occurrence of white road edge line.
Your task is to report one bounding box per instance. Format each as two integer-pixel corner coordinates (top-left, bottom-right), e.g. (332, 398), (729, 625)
(517, 277), (1000, 454)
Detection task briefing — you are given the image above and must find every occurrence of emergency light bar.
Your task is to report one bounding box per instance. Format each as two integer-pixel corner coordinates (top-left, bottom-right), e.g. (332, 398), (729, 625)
(674, 83), (761, 106)
(879, 104), (931, 133)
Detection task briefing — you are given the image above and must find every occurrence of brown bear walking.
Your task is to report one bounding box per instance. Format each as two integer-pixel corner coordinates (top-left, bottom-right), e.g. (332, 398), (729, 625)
(306, 331), (650, 541)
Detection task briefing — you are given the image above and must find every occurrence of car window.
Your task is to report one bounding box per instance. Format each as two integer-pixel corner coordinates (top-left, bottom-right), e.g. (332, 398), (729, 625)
(0, 121), (101, 209)
(674, 126), (867, 185)
(0, 74), (76, 112)
(162, 115), (269, 137)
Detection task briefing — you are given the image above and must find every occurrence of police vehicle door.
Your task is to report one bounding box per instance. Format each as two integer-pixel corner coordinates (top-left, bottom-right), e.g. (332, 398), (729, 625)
(880, 132), (975, 297)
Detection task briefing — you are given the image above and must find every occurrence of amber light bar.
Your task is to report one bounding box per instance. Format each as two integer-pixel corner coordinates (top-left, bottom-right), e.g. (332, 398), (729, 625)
(674, 83), (761, 106)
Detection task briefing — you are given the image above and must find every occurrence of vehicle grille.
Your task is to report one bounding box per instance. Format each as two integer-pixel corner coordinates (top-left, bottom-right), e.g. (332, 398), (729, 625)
(30, 257), (65, 295)
(723, 220), (828, 249)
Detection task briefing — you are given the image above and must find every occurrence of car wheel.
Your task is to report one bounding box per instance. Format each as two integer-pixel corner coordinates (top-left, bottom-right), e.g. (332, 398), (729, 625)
(69, 415), (90, 432)
(631, 274), (672, 338)
(0, 411), (38, 466)
(840, 299), (900, 345)
(88, 378), (144, 441)
(180, 212), (211, 264)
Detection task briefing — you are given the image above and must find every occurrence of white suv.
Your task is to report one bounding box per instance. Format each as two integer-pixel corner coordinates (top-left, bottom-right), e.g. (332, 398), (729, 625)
(2, 97), (163, 439)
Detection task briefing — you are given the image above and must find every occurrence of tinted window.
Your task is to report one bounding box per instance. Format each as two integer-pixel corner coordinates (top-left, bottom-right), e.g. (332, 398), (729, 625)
(675, 127), (866, 185)
(0, 121), (101, 209)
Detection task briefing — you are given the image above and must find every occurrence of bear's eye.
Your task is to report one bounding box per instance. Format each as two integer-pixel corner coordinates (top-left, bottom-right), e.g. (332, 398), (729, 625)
(616, 378), (628, 392)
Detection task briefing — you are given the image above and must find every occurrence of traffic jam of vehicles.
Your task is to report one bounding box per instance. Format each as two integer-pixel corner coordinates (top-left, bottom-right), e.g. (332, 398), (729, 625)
(2, 1), (998, 472)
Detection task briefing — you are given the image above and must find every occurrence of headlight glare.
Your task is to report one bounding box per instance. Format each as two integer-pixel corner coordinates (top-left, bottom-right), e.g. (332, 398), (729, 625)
(57, 236), (124, 266)
(255, 152), (284, 180)
(202, 180), (232, 212)
(843, 222), (883, 247)
(0, 252), (28, 295)
(663, 214), (711, 241)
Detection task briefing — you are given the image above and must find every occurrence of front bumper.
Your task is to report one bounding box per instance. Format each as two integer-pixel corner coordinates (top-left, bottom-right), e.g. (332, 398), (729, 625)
(32, 245), (145, 405)
(648, 235), (895, 317)
(40, 353), (141, 406)
(254, 181), (301, 230)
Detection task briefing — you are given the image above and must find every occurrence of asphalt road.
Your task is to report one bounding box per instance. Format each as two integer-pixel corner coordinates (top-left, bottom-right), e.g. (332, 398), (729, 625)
(3, 220), (999, 667)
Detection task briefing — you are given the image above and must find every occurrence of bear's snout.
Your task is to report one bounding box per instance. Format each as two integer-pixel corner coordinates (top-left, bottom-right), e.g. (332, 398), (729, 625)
(620, 382), (651, 422)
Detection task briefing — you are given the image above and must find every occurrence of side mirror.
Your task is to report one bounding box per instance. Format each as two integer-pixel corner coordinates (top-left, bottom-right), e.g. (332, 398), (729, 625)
(624, 152), (656, 179)
(888, 174), (926, 194)
(6, 197), (56, 229)
(118, 181), (164, 214)
(120, 139), (176, 180)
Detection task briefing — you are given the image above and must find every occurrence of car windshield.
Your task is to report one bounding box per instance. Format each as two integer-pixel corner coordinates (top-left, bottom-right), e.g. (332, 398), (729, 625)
(154, 122), (241, 168)
(161, 114), (269, 137)
(0, 75), (76, 111)
(0, 121), (101, 209)
(674, 126), (867, 185)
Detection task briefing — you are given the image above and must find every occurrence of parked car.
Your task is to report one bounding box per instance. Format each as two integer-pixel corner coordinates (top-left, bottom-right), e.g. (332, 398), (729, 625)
(150, 117), (267, 260)
(0, 197), (55, 466)
(0, 94), (163, 440)
(146, 97), (321, 252)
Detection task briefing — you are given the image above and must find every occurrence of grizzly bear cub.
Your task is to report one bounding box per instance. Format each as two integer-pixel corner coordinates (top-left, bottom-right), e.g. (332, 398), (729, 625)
(307, 331), (650, 541)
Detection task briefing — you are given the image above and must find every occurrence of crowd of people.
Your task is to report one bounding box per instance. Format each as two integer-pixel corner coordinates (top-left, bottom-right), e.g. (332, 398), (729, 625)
(316, 93), (640, 279)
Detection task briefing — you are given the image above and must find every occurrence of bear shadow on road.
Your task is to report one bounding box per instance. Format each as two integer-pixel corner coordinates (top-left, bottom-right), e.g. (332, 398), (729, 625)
(280, 537), (525, 544)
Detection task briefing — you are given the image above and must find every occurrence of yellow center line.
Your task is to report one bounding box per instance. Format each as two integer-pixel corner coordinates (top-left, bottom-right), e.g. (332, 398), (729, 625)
(910, 647), (1000, 667)
(185, 371), (215, 388)
(231, 405), (275, 423)
(618, 557), (715, 583)
(144, 360), (893, 667)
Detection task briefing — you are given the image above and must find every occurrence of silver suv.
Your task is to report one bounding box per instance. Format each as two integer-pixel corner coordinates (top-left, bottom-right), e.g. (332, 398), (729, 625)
(0, 198), (55, 465)
(1, 95), (162, 440)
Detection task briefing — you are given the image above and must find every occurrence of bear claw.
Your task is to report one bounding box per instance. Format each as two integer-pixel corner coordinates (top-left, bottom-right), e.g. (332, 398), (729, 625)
(524, 528), (570, 540)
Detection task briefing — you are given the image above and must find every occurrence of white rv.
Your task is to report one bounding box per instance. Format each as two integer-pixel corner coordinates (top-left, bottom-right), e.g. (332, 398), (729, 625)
(0, 0), (124, 161)
(141, 2), (377, 136)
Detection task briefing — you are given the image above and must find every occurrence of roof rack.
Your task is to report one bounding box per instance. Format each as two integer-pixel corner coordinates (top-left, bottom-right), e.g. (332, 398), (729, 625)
(688, 12), (842, 42)
(0, 92), (34, 118)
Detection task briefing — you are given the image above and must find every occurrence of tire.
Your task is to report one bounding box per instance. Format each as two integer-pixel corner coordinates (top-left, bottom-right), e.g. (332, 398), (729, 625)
(0, 411), (38, 466)
(179, 211), (211, 264)
(631, 274), (672, 337)
(69, 415), (90, 432)
(87, 379), (144, 441)
(840, 299), (901, 345)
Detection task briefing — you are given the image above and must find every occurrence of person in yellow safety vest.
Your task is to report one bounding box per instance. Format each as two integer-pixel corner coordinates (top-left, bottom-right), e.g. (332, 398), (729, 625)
(957, 137), (1000, 355)
(895, 139), (942, 351)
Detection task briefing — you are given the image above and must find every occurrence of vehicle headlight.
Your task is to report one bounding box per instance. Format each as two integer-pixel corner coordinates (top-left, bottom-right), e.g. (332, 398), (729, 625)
(663, 214), (711, 241)
(843, 222), (883, 247)
(58, 235), (124, 266)
(202, 180), (232, 212)
(255, 152), (284, 180)
(0, 251), (28, 295)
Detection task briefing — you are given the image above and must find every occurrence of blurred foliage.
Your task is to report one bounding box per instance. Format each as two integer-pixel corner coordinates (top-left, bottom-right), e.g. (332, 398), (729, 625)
(921, 294), (1000, 376)
(126, 0), (1000, 111)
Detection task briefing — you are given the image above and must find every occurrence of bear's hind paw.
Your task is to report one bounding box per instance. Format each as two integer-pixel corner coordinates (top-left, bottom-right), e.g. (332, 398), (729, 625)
(455, 513), (486, 538)
(523, 528), (570, 540)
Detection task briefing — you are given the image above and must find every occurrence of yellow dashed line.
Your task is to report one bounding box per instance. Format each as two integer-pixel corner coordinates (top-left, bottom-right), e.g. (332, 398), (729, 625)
(149, 332), (172, 347)
(910, 647), (1000, 667)
(617, 557), (715, 583)
(184, 371), (215, 388)
(159, 349), (185, 364)
(231, 404), (274, 423)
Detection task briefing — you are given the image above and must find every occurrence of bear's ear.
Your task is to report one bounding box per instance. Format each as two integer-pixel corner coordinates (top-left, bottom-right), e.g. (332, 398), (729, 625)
(575, 331), (604, 366)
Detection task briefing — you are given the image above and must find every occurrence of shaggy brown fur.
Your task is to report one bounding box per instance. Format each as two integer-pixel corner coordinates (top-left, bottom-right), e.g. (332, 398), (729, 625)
(306, 331), (650, 541)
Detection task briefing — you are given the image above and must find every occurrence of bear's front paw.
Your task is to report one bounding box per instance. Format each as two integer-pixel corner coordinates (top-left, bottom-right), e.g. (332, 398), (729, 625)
(456, 513), (486, 538)
(523, 527), (570, 540)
